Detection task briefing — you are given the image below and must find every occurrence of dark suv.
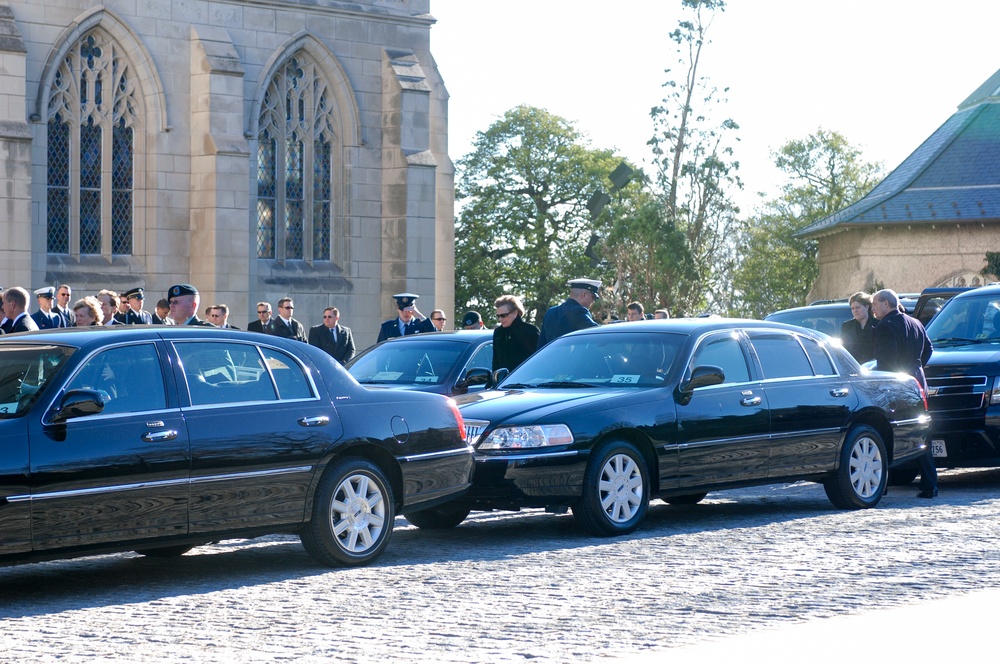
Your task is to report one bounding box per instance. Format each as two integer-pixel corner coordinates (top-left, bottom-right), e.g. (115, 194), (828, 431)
(923, 284), (1000, 467)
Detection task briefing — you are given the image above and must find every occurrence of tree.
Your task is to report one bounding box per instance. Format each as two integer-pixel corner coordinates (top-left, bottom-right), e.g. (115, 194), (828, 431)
(642, 0), (743, 316)
(731, 129), (884, 318)
(454, 105), (626, 323)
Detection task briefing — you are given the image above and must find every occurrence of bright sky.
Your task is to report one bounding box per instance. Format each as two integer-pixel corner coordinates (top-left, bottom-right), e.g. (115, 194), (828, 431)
(430, 0), (1000, 213)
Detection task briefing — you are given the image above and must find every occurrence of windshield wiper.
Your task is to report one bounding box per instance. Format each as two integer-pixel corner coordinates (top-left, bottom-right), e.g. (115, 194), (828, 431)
(501, 382), (536, 389)
(535, 381), (592, 388)
(932, 337), (990, 345)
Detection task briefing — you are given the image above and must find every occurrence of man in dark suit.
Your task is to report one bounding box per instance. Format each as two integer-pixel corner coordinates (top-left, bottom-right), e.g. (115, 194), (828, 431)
(208, 304), (240, 329)
(54, 284), (76, 327)
(248, 301), (271, 333)
(96, 290), (125, 327)
(537, 278), (601, 349)
(122, 287), (154, 325)
(309, 307), (355, 364)
(872, 288), (937, 498)
(3, 287), (40, 333)
(31, 287), (64, 329)
(377, 293), (431, 343)
(166, 284), (215, 326)
(266, 297), (307, 342)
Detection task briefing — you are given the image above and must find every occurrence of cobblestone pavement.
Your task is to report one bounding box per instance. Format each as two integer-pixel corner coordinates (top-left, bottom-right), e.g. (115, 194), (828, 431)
(3, 468), (1000, 663)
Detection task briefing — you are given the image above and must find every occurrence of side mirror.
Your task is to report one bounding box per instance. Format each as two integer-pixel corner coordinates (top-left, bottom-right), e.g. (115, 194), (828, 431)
(677, 365), (725, 401)
(455, 367), (492, 395)
(50, 389), (107, 424)
(493, 368), (509, 386)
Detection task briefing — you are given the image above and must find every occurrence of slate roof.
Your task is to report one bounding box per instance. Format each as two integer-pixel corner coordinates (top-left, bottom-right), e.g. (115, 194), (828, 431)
(798, 67), (1000, 238)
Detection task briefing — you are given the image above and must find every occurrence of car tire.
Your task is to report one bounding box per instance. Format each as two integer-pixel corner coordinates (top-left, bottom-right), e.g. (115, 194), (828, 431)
(823, 424), (887, 509)
(300, 457), (395, 567)
(133, 545), (195, 558)
(572, 440), (649, 536)
(403, 504), (471, 529)
(663, 492), (708, 506)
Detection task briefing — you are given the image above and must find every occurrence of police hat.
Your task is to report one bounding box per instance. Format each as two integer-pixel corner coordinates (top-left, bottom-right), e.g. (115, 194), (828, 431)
(461, 311), (482, 327)
(168, 284), (198, 301)
(123, 287), (145, 300)
(392, 293), (419, 310)
(568, 278), (602, 298)
(33, 286), (56, 299)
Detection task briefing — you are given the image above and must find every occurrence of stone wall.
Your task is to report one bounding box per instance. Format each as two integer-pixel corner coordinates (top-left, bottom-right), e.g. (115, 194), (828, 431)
(1, 0), (451, 349)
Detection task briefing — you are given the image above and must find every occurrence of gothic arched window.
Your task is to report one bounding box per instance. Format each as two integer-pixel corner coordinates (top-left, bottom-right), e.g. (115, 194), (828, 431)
(257, 54), (336, 261)
(46, 30), (139, 256)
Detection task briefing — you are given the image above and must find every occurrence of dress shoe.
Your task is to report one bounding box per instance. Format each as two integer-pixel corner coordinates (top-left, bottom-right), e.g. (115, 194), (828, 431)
(916, 488), (938, 499)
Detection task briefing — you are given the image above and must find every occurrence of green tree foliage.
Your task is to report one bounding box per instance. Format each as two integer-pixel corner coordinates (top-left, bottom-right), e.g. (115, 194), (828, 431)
(732, 129), (884, 318)
(641, 0), (743, 316)
(454, 105), (625, 322)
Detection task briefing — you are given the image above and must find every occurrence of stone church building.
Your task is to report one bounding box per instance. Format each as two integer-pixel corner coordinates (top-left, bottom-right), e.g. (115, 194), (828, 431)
(0, 0), (453, 347)
(800, 66), (1000, 299)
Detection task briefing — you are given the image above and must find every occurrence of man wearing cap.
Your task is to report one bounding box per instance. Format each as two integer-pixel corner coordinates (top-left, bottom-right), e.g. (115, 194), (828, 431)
(3, 287), (40, 334)
(54, 284), (76, 327)
(167, 284), (215, 326)
(122, 288), (154, 325)
(377, 293), (431, 343)
(266, 297), (307, 342)
(537, 278), (601, 349)
(461, 311), (485, 330)
(31, 287), (65, 329)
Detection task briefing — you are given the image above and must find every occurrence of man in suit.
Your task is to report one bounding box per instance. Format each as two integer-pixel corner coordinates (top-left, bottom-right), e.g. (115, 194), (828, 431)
(872, 288), (937, 498)
(54, 284), (76, 327)
(96, 290), (125, 327)
(248, 302), (272, 333)
(266, 297), (307, 342)
(377, 293), (431, 343)
(31, 287), (64, 329)
(208, 304), (240, 329)
(537, 278), (601, 349)
(3, 287), (40, 334)
(309, 307), (355, 364)
(153, 298), (171, 325)
(167, 284), (215, 326)
(122, 287), (154, 325)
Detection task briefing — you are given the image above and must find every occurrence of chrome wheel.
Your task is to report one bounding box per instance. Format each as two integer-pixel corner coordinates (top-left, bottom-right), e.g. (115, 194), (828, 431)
(330, 472), (387, 554)
(599, 453), (644, 523)
(849, 434), (883, 499)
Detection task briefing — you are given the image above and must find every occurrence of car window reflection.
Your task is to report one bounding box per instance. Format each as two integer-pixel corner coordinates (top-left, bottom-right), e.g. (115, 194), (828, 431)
(64, 343), (166, 415)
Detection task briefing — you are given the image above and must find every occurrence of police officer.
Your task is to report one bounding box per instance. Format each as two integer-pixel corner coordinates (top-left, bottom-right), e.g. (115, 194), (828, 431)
(31, 287), (64, 329)
(167, 284), (215, 326)
(122, 287), (154, 325)
(537, 278), (601, 349)
(377, 293), (431, 342)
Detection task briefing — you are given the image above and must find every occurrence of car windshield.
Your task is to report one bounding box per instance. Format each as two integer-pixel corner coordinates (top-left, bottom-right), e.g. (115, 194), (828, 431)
(348, 339), (468, 386)
(500, 332), (685, 389)
(765, 308), (848, 337)
(0, 344), (76, 418)
(925, 293), (1000, 344)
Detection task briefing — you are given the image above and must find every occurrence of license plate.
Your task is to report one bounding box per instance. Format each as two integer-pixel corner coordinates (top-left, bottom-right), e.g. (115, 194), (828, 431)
(931, 439), (947, 458)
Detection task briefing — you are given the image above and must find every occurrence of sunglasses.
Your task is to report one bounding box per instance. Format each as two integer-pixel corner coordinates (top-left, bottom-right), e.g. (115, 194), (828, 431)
(432, 317), (446, 322)
(496, 312), (513, 319)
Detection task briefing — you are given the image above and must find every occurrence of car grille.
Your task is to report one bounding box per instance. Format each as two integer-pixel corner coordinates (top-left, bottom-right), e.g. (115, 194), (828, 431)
(926, 375), (987, 412)
(463, 419), (489, 445)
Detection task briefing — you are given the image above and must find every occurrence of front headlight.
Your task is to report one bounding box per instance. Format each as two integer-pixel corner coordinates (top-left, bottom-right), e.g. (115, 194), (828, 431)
(478, 424), (574, 450)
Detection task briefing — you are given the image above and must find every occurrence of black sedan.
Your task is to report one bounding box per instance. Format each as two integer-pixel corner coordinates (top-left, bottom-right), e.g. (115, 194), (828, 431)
(0, 326), (472, 568)
(347, 330), (494, 396)
(407, 319), (929, 535)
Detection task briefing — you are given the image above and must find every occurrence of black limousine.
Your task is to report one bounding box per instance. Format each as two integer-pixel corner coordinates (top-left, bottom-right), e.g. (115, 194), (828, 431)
(404, 319), (930, 536)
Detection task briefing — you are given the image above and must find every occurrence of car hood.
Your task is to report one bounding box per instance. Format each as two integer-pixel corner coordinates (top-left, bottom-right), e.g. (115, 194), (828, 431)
(454, 387), (639, 423)
(926, 343), (1000, 373)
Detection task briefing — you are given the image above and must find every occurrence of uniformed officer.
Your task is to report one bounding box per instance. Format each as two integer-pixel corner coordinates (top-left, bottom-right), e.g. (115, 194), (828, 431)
(122, 287), (154, 325)
(377, 293), (432, 343)
(537, 278), (601, 349)
(167, 284), (215, 326)
(31, 287), (64, 329)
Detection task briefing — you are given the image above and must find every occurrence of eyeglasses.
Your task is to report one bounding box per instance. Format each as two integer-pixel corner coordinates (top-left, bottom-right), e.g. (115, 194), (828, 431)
(323, 315), (337, 319)
(496, 311), (513, 319)
(432, 317), (446, 322)
(257, 309), (269, 314)
(281, 305), (294, 311)
(209, 313), (222, 318)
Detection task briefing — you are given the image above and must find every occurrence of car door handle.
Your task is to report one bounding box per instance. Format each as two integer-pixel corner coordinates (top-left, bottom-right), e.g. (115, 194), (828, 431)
(142, 430), (178, 442)
(830, 387), (850, 397)
(298, 416), (330, 427)
(740, 396), (762, 407)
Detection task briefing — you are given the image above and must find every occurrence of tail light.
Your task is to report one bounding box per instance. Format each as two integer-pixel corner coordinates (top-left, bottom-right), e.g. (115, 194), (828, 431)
(913, 376), (928, 411)
(447, 398), (467, 443)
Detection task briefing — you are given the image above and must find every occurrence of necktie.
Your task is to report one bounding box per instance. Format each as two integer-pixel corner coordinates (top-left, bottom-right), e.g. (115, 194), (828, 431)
(332, 327), (338, 344)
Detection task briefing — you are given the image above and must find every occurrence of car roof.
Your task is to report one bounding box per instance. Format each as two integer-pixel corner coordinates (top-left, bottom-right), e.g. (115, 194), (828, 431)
(374, 330), (493, 344)
(947, 283), (1000, 300)
(764, 303), (851, 317)
(561, 317), (820, 338)
(0, 325), (299, 350)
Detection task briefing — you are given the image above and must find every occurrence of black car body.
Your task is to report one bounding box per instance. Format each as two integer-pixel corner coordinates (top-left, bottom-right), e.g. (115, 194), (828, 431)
(922, 284), (1000, 467)
(0, 326), (472, 568)
(412, 319), (929, 536)
(347, 330), (494, 396)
